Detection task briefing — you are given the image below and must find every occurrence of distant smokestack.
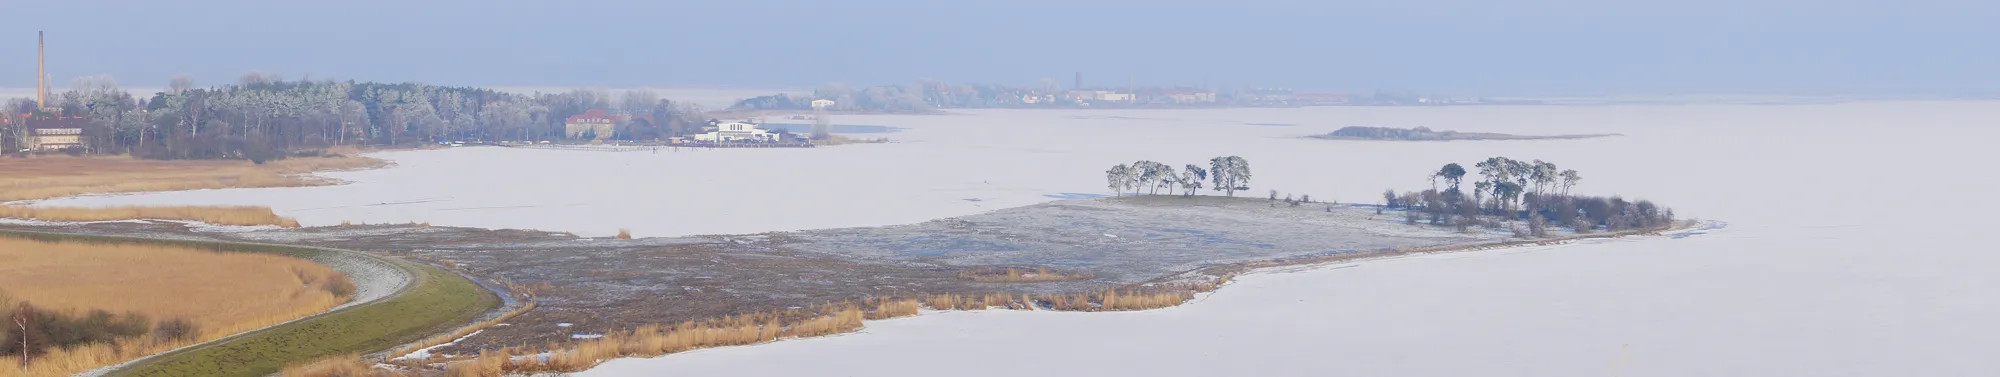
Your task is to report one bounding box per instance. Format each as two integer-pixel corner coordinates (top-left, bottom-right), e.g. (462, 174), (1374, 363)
(37, 31), (46, 109)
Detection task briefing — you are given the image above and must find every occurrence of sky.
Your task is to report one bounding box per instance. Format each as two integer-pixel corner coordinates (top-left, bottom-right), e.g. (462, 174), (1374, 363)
(2, 0), (1996, 96)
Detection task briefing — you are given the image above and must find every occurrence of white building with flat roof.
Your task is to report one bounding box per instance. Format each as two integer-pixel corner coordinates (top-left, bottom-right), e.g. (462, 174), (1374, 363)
(693, 120), (782, 142)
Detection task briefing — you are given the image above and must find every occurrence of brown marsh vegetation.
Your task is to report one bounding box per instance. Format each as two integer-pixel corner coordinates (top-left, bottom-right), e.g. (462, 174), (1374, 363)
(958, 267), (1095, 282)
(422, 283), (1221, 375)
(0, 237), (353, 377)
(0, 205), (301, 227)
(385, 299), (539, 363)
(282, 354), (417, 377)
(0, 154), (386, 203)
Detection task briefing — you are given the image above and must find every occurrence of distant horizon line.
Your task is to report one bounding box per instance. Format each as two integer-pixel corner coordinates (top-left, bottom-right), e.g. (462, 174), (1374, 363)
(0, 85), (1986, 104)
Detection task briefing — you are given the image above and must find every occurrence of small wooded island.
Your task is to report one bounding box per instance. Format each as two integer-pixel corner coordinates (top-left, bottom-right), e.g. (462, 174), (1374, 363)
(1310, 126), (1621, 141)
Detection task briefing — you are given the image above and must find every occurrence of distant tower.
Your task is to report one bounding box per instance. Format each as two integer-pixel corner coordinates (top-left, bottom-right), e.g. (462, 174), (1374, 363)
(1075, 72), (1083, 90)
(37, 31), (47, 109)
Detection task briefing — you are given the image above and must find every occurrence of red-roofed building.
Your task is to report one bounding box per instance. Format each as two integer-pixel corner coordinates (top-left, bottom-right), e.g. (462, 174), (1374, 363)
(565, 109), (616, 140)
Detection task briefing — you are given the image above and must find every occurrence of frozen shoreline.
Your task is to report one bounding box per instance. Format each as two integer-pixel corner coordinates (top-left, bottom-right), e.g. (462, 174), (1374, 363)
(14, 102), (2000, 376)
(577, 220), (1716, 377)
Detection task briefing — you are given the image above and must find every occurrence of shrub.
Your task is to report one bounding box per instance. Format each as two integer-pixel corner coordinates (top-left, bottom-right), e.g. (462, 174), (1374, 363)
(0, 301), (186, 363)
(322, 275), (357, 297)
(154, 317), (200, 343)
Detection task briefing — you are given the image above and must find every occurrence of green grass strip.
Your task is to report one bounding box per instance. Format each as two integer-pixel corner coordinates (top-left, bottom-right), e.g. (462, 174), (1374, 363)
(119, 264), (496, 377)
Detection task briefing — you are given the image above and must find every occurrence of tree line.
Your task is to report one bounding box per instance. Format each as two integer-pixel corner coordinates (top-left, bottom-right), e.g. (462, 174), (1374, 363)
(726, 82), (933, 113)
(1104, 156), (1251, 197)
(2, 73), (708, 161)
(1383, 157), (1674, 236)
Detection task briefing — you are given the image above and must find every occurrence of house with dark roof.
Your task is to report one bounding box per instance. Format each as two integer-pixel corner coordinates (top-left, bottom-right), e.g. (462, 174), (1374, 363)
(564, 109), (616, 140)
(22, 115), (86, 151)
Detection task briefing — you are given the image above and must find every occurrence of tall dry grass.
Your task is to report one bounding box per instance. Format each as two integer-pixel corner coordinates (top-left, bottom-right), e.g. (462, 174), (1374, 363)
(443, 349), (509, 377)
(281, 354), (418, 377)
(385, 299), (538, 362)
(437, 284), (1219, 375)
(435, 303), (875, 375)
(0, 205), (301, 227)
(0, 237), (353, 377)
(0, 155), (387, 202)
(866, 298), (922, 320)
(958, 267), (1095, 282)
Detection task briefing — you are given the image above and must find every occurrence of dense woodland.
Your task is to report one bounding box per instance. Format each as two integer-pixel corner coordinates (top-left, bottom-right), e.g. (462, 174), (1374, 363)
(2, 73), (706, 161)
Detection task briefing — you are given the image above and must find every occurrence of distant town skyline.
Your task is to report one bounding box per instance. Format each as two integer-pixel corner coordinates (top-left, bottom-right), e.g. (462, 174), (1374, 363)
(3, 0), (1996, 97)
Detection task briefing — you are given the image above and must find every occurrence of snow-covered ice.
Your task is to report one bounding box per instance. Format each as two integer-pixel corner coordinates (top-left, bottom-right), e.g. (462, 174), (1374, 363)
(36, 101), (2000, 376)
(32, 105), (1749, 238)
(578, 101), (1989, 377)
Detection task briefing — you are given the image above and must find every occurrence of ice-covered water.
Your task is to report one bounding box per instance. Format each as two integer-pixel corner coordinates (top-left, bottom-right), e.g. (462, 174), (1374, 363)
(38, 104), (1804, 238)
(41, 101), (2000, 376)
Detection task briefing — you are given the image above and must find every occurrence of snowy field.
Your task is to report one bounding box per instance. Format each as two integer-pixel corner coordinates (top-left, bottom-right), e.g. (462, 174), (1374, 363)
(39, 101), (2000, 376)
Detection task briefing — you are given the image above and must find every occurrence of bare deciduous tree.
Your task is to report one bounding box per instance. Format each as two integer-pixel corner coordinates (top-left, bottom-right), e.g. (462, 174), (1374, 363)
(168, 74), (194, 94)
(618, 89), (660, 115)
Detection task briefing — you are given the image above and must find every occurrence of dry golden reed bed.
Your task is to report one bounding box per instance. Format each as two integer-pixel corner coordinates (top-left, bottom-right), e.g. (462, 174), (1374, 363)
(958, 267), (1096, 282)
(0, 154), (387, 203)
(283, 354), (415, 377)
(0, 237), (354, 377)
(0, 205), (301, 227)
(385, 298), (540, 362)
(280, 287), (1209, 377)
(360, 286), (1213, 377)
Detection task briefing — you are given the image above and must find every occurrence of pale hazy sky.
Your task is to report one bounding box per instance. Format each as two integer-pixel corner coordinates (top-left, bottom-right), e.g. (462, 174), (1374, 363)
(3, 0), (1995, 96)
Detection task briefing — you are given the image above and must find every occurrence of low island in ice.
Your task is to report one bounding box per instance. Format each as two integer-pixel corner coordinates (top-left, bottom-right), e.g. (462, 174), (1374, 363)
(1310, 126), (1622, 141)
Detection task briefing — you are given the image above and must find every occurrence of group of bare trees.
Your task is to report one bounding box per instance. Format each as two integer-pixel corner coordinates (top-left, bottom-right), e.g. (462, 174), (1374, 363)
(1, 73), (709, 161)
(1104, 156), (1251, 197)
(1385, 157), (1672, 236)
